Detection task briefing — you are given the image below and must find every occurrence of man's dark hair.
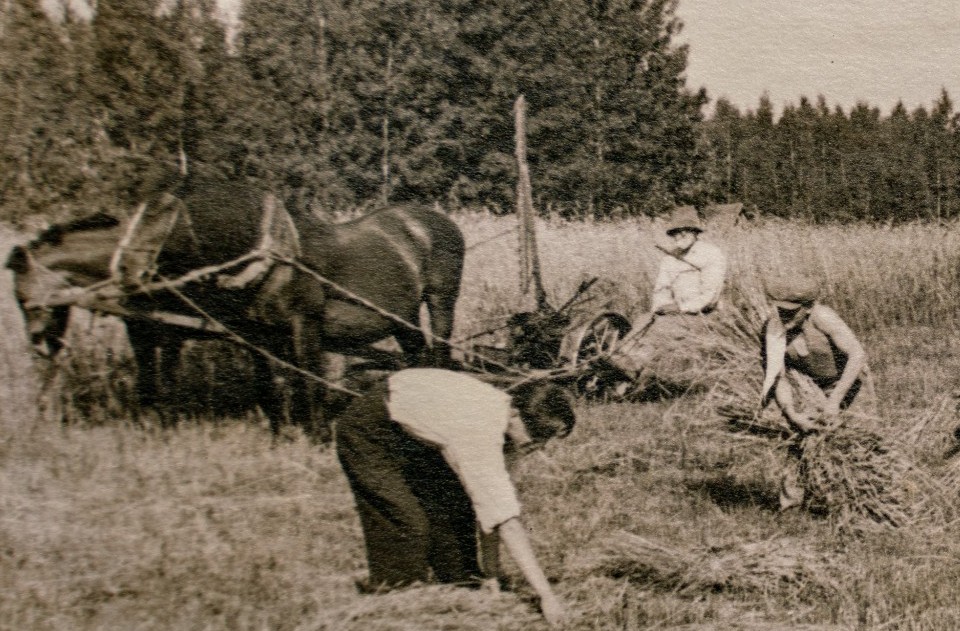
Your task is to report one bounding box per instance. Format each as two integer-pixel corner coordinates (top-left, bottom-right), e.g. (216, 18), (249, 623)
(510, 381), (576, 442)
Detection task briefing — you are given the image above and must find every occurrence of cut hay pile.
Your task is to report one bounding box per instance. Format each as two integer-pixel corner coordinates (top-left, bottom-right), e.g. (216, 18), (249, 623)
(580, 531), (838, 596)
(694, 283), (773, 420)
(858, 388), (960, 505)
(707, 364), (951, 533)
(605, 295), (767, 401)
(796, 425), (950, 532)
(938, 456), (960, 498)
(919, 415), (960, 506)
(898, 390), (960, 470)
(318, 583), (540, 631)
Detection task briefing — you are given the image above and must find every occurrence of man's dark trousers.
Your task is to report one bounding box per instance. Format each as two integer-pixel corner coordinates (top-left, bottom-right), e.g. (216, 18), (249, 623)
(336, 380), (482, 590)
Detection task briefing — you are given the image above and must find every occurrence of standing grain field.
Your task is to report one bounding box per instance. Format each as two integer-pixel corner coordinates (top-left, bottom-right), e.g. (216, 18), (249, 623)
(2, 214), (960, 630)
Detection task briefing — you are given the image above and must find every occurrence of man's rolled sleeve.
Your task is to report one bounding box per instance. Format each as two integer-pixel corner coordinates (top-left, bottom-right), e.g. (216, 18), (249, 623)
(443, 443), (522, 533)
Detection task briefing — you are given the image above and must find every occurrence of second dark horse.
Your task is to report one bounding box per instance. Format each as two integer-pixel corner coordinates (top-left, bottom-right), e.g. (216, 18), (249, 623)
(6, 179), (465, 437)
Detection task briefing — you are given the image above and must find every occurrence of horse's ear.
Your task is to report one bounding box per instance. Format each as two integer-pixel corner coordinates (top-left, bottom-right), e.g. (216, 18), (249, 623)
(5, 245), (28, 273)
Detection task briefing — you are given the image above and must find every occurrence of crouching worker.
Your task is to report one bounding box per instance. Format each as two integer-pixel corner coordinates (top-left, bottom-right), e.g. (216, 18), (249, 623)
(760, 276), (874, 510)
(335, 368), (575, 626)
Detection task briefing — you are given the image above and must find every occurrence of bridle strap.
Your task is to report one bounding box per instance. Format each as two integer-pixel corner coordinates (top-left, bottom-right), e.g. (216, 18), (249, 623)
(19, 249), (81, 311)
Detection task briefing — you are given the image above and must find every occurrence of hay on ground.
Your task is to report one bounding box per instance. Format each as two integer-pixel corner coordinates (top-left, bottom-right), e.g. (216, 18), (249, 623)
(900, 390), (960, 463)
(323, 583), (539, 631)
(579, 531), (838, 596)
(605, 302), (764, 400)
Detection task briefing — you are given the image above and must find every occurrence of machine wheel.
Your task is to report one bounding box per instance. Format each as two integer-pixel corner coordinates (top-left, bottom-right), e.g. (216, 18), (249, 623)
(567, 312), (632, 397)
(576, 313), (630, 363)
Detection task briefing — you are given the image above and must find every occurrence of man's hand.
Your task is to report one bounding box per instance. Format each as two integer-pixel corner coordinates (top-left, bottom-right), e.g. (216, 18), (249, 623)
(787, 411), (819, 435)
(654, 302), (680, 315)
(821, 398), (842, 421)
(540, 592), (568, 627)
(498, 518), (567, 627)
(806, 399), (841, 432)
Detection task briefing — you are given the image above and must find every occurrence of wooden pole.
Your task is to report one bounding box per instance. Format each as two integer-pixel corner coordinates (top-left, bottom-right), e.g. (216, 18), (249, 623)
(514, 95), (548, 312)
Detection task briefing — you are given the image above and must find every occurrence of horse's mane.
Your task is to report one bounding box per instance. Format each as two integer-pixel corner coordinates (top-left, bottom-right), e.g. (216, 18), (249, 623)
(31, 212), (121, 247)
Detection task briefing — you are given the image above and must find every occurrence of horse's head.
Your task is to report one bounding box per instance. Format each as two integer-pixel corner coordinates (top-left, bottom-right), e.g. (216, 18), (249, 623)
(6, 244), (72, 358)
(5, 213), (122, 358)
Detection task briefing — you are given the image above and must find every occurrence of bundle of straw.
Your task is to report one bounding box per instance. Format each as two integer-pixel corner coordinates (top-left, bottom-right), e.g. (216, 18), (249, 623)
(797, 425), (948, 532)
(702, 338), (950, 532)
(688, 280), (777, 427)
(611, 298), (767, 401)
(583, 531), (837, 595)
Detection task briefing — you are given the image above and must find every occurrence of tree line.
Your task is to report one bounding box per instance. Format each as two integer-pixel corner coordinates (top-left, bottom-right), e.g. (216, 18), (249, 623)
(1, 0), (958, 223)
(703, 92), (960, 223)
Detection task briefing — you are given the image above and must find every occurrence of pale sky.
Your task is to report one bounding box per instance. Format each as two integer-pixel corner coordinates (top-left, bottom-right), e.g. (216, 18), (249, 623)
(42, 0), (960, 117)
(676, 0), (960, 115)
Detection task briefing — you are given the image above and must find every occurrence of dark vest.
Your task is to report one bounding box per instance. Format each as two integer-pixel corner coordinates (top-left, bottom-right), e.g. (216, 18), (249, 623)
(784, 315), (845, 386)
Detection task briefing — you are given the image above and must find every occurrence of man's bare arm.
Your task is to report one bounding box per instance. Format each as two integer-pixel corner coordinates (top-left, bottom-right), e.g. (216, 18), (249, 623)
(497, 517), (566, 626)
(813, 306), (867, 416)
(774, 373), (816, 433)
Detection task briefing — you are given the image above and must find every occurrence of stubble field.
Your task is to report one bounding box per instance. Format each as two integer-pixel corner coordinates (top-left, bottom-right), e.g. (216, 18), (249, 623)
(3, 214), (960, 630)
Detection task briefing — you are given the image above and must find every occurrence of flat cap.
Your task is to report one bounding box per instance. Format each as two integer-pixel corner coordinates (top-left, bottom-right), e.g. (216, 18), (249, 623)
(764, 275), (820, 308)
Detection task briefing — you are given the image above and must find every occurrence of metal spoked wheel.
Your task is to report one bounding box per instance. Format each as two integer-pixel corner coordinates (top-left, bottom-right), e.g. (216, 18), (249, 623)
(577, 314), (629, 362)
(569, 312), (632, 398)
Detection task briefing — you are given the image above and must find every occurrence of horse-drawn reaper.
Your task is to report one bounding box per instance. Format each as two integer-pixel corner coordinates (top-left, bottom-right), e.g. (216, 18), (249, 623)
(7, 100), (639, 432)
(6, 177), (637, 433)
(6, 177), (465, 437)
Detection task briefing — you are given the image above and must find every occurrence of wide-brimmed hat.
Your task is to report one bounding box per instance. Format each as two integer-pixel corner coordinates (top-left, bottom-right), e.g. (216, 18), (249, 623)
(664, 205), (703, 235)
(765, 275), (820, 309)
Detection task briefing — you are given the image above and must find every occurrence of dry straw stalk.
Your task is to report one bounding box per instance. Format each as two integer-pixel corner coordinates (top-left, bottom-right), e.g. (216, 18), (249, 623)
(585, 531), (838, 596)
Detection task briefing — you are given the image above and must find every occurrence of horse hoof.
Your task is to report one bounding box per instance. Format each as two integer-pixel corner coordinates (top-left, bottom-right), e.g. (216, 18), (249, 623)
(307, 427), (333, 445)
(272, 425), (301, 443)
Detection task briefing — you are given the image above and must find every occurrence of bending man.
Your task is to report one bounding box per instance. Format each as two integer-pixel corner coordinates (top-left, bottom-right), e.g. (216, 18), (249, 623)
(760, 276), (873, 510)
(335, 368), (575, 626)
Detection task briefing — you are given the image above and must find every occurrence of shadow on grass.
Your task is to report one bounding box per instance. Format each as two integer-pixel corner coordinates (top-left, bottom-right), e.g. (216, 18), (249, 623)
(578, 366), (709, 403)
(685, 473), (780, 512)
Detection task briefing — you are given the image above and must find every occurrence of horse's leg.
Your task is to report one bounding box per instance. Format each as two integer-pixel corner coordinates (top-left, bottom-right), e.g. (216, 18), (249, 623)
(156, 331), (186, 427)
(125, 320), (183, 427)
(393, 316), (429, 368)
(126, 319), (160, 417)
(290, 315), (331, 442)
(250, 348), (287, 439)
(244, 325), (319, 441)
(419, 287), (460, 369)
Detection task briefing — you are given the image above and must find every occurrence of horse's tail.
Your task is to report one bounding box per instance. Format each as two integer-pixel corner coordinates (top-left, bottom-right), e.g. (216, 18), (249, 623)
(398, 206), (464, 363)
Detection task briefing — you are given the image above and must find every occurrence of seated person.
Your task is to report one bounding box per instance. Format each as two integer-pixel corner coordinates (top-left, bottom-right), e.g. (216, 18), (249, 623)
(599, 205), (728, 395)
(649, 205), (727, 316)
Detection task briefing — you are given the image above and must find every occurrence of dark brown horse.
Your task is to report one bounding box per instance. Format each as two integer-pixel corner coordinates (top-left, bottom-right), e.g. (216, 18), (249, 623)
(6, 179), (464, 436)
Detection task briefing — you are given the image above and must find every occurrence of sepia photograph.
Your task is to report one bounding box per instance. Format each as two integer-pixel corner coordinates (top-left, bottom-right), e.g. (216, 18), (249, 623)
(1, 0), (960, 628)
